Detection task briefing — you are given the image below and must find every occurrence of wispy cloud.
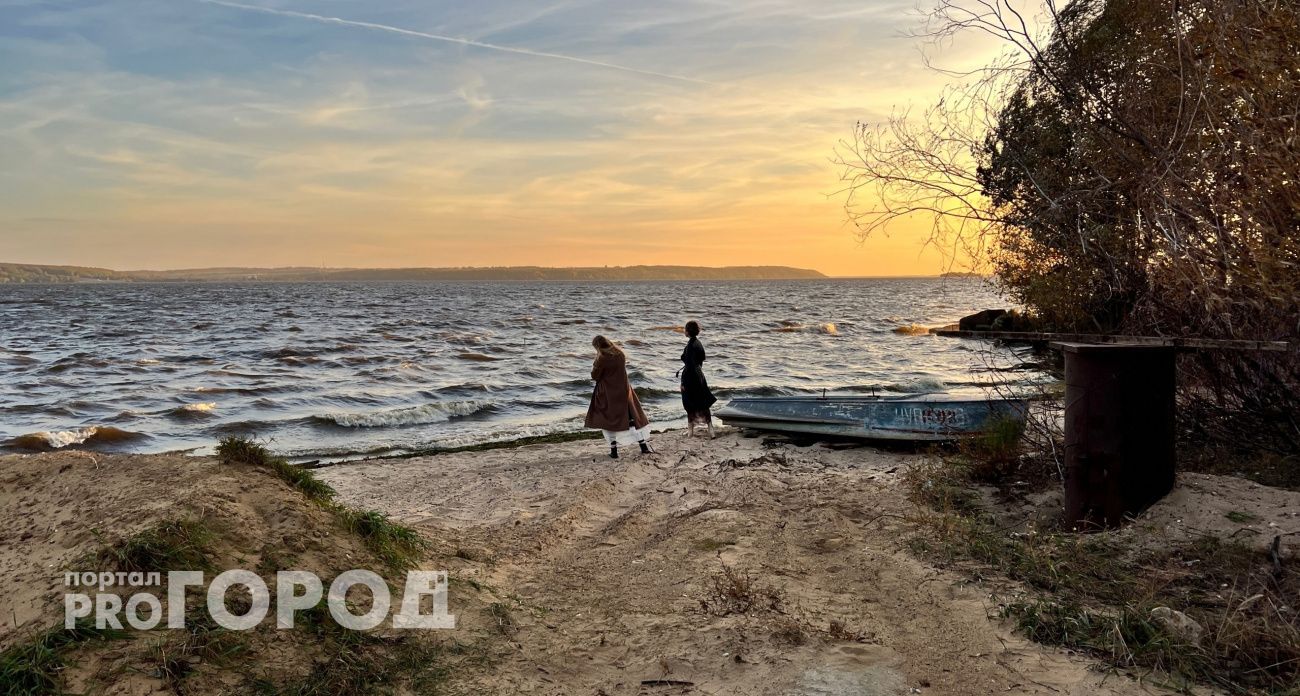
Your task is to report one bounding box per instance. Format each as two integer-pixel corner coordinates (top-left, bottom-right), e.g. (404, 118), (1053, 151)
(0, 0), (997, 274)
(196, 0), (717, 86)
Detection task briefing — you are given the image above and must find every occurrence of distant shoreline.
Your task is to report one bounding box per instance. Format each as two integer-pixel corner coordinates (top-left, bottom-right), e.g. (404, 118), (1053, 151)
(0, 275), (979, 285)
(0, 262), (829, 284)
(0, 261), (990, 284)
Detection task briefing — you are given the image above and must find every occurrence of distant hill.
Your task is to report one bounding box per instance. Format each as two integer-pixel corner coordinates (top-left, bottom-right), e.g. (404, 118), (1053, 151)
(0, 263), (826, 283)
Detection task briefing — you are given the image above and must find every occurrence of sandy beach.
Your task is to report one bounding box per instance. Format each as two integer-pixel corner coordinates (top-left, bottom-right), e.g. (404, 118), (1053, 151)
(315, 430), (1135, 695)
(15, 427), (1291, 694)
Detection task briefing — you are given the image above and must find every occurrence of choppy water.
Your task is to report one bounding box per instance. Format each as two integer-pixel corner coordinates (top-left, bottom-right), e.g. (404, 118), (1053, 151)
(0, 279), (1028, 460)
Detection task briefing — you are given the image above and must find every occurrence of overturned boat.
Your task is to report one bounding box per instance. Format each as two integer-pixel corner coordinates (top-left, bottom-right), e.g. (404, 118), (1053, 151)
(715, 393), (1027, 442)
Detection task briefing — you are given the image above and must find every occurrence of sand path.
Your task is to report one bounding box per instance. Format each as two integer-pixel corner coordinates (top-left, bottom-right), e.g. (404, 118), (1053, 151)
(319, 430), (1155, 696)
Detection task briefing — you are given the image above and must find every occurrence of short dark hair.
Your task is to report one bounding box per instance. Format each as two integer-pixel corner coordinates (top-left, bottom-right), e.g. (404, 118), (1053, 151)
(685, 320), (700, 337)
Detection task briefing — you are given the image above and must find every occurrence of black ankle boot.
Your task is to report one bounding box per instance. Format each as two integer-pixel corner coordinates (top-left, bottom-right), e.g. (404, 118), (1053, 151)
(609, 445), (618, 459)
(639, 442), (653, 454)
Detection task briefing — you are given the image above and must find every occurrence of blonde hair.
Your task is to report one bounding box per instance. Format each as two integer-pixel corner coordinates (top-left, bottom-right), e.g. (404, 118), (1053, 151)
(592, 335), (624, 358)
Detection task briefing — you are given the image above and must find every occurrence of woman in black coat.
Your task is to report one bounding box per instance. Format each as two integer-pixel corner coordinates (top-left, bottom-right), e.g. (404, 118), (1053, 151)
(679, 320), (717, 438)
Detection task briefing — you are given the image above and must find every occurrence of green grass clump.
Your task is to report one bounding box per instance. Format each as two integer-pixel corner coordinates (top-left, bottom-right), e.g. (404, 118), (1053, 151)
(0, 622), (126, 695)
(900, 458), (983, 515)
(337, 509), (429, 571)
(151, 613), (248, 689)
(217, 436), (337, 504)
(218, 437), (426, 571)
(970, 415), (1025, 460)
(1002, 599), (1201, 671)
(1225, 510), (1260, 524)
(252, 594), (494, 695)
(252, 602), (454, 696)
(485, 602), (518, 638)
(283, 639), (450, 696)
(96, 518), (215, 573)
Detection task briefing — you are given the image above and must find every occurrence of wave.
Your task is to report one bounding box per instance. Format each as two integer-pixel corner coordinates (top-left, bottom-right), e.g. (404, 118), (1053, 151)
(891, 324), (933, 336)
(891, 377), (948, 393)
(634, 386), (679, 399)
(8, 426), (145, 451)
(0, 352), (38, 366)
(715, 385), (793, 398)
(209, 418), (292, 435)
(435, 331), (489, 346)
(203, 369), (280, 380)
(456, 353), (501, 362)
(169, 402), (218, 419)
(45, 355), (112, 373)
(190, 384), (288, 396)
(275, 356), (322, 366)
(162, 354), (218, 364)
(314, 400), (495, 428)
(766, 322), (839, 335)
(338, 355), (387, 366)
(649, 325), (685, 333)
(261, 345), (357, 360)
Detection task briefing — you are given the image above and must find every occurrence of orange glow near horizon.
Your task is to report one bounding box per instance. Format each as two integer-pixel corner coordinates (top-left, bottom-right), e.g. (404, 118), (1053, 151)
(0, 1), (1003, 276)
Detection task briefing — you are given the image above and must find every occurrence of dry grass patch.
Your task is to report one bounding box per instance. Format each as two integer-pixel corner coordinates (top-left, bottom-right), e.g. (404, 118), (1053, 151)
(698, 564), (785, 617)
(903, 453), (1300, 693)
(0, 622), (127, 696)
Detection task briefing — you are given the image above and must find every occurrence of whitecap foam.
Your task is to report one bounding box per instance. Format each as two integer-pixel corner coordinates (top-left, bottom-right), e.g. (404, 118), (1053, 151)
(892, 377), (947, 393)
(317, 400), (493, 428)
(9, 426), (143, 450)
(178, 402), (218, 413)
(766, 322), (838, 335)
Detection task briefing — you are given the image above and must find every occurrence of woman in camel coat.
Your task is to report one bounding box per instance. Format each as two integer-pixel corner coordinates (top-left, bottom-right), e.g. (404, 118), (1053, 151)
(585, 335), (651, 458)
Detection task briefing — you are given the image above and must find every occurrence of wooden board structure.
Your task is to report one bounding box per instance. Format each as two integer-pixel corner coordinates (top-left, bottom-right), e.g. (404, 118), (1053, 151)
(933, 330), (1289, 352)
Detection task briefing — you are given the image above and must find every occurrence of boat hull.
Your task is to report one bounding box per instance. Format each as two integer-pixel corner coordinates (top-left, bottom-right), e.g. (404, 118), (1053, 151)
(715, 394), (1027, 442)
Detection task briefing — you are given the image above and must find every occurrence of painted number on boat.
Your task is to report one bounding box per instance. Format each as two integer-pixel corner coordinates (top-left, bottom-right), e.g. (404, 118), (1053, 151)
(892, 407), (969, 428)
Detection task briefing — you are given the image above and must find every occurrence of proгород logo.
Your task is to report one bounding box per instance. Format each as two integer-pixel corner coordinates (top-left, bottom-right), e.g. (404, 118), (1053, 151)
(63, 569), (455, 631)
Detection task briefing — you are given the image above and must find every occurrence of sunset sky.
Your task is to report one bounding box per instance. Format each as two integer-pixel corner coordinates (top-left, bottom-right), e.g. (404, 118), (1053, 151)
(0, 0), (1002, 276)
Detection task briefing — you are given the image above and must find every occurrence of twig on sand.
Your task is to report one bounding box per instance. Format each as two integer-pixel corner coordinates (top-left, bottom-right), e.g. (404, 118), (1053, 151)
(640, 678), (695, 687)
(994, 655), (1061, 693)
(1271, 535), (1284, 576)
(675, 502), (722, 519)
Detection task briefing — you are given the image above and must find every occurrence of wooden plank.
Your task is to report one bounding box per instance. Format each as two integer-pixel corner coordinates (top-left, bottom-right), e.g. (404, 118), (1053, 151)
(932, 330), (1290, 352)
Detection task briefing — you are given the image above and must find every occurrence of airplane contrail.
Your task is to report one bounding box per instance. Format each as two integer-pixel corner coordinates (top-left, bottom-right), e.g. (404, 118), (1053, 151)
(197, 0), (714, 86)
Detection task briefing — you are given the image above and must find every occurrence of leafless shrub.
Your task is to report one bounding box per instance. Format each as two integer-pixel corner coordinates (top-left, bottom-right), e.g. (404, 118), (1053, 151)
(838, 0), (1300, 451)
(699, 564), (786, 616)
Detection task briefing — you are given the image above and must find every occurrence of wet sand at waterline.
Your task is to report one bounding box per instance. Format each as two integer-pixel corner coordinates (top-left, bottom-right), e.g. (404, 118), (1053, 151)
(0, 430), (1225, 695)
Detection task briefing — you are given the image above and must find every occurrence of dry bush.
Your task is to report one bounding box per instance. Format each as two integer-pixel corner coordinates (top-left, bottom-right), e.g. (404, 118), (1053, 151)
(769, 618), (807, 646)
(699, 564), (786, 617)
(827, 619), (868, 642)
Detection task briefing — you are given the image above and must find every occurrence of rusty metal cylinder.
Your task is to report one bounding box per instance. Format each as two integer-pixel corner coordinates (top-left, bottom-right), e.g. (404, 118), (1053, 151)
(1056, 343), (1177, 530)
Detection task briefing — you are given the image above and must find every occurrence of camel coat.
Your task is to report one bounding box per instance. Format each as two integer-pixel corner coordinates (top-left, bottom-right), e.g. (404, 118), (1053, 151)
(584, 350), (650, 432)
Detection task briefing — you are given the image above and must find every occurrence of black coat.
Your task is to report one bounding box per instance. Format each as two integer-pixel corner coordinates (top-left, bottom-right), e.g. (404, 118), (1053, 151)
(680, 337), (717, 413)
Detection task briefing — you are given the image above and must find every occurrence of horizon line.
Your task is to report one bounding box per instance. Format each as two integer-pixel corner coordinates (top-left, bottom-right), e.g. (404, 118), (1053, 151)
(2, 260), (989, 279)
